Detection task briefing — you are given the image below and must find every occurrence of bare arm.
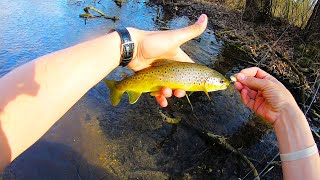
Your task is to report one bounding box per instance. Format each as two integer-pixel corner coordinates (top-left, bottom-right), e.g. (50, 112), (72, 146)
(0, 14), (208, 171)
(274, 104), (320, 180)
(0, 32), (122, 171)
(235, 67), (320, 180)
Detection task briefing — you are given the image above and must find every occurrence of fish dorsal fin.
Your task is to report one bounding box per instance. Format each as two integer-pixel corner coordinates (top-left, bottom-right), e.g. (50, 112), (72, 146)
(151, 59), (176, 67)
(127, 91), (142, 104)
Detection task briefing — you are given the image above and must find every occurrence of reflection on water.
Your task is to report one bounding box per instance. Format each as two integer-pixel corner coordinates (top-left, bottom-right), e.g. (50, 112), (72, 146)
(0, 0), (279, 179)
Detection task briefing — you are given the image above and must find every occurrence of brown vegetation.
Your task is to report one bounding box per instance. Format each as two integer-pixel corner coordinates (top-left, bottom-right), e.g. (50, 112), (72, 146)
(152, 0), (320, 141)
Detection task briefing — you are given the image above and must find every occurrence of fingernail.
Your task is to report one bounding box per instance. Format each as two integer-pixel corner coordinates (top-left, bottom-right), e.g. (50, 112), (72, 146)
(196, 14), (206, 25)
(237, 73), (246, 81)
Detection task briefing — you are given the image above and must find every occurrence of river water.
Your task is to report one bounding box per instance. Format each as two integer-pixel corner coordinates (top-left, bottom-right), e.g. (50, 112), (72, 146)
(0, 0), (280, 179)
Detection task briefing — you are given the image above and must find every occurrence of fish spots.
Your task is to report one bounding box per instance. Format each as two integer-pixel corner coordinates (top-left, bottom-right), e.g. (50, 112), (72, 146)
(114, 62), (226, 95)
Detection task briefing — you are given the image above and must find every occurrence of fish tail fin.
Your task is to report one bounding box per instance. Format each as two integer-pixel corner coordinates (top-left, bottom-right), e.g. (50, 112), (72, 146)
(104, 80), (124, 106)
(127, 91), (142, 104)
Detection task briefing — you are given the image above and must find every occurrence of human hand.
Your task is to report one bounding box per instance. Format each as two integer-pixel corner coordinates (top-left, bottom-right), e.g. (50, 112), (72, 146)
(234, 67), (299, 124)
(127, 14), (208, 107)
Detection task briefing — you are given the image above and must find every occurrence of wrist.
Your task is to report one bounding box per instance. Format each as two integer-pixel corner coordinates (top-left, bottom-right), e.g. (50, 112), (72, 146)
(273, 103), (315, 154)
(110, 27), (140, 67)
(273, 102), (301, 129)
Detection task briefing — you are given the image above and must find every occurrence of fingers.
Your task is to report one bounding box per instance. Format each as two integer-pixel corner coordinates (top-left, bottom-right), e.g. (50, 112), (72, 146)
(240, 87), (265, 112)
(174, 89), (186, 97)
(239, 67), (271, 79)
(240, 88), (255, 109)
(155, 95), (168, 107)
(170, 14), (208, 45)
(244, 86), (258, 99)
(161, 87), (172, 97)
(235, 81), (260, 100)
(234, 82), (244, 91)
(155, 87), (186, 107)
(239, 67), (282, 85)
(236, 73), (271, 91)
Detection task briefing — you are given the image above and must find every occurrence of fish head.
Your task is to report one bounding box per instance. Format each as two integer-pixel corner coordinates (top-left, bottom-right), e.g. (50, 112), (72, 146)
(204, 75), (230, 92)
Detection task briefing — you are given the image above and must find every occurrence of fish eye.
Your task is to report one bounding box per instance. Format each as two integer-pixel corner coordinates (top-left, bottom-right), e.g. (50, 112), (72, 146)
(220, 79), (225, 84)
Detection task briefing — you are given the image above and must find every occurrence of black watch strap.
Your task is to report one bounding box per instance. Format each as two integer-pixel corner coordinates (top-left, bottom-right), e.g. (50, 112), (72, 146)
(114, 27), (134, 67)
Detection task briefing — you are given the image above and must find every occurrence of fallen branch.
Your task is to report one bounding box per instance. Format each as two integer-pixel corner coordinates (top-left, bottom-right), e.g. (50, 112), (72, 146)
(159, 110), (182, 124)
(79, 6), (119, 21)
(206, 132), (260, 180)
(113, 0), (125, 7)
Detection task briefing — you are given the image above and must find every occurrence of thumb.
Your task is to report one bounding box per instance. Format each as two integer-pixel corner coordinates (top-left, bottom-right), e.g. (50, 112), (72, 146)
(172, 14), (208, 45)
(237, 73), (271, 91)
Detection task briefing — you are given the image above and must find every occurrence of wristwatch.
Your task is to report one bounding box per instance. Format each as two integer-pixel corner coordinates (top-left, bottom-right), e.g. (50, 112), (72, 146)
(113, 27), (134, 67)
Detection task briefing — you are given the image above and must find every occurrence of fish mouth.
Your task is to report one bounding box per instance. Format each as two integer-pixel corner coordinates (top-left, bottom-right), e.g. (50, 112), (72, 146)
(222, 82), (230, 90)
(221, 85), (228, 90)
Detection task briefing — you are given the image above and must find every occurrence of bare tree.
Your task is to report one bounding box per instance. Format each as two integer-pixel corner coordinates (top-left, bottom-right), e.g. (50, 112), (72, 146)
(243, 0), (272, 22)
(305, 0), (320, 42)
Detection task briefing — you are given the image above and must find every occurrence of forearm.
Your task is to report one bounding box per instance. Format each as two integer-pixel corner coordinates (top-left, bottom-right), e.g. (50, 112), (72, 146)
(274, 104), (320, 180)
(0, 31), (121, 169)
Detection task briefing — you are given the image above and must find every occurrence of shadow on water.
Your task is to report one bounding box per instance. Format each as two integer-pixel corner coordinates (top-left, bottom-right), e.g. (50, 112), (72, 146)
(2, 141), (115, 180)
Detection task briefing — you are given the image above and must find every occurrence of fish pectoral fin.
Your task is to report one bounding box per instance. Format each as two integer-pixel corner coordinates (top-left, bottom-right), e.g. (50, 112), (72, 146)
(127, 91), (142, 104)
(150, 91), (160, 96)
(204, 90), (211, 100)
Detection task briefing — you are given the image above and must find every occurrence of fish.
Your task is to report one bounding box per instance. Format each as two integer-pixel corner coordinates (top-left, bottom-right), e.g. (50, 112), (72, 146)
(105, 60), (230, 106)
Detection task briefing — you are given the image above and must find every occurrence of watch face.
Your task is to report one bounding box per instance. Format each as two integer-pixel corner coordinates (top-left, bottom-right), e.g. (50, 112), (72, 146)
(122, 41), (134, 61)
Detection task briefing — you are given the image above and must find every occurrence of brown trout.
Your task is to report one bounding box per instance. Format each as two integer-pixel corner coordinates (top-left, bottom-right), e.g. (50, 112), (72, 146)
(105, 60), (230, 106)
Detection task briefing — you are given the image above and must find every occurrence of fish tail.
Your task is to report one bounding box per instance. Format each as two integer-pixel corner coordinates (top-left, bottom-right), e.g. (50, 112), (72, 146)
(104, 80), (124, 106)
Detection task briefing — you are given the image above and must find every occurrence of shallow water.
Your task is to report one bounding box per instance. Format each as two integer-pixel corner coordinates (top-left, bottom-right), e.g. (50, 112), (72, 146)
(0, 0), (280, 179)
